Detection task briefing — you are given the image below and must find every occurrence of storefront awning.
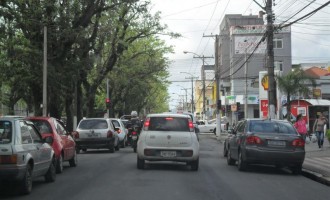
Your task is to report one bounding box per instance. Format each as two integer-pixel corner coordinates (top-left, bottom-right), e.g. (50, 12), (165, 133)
(301, 99), (330, 106)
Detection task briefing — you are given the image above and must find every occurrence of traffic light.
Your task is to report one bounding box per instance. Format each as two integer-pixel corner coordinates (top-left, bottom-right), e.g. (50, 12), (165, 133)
(217, 100), (221, 110)
(106, 98), (111, 109)
(236, 102), (241, 111)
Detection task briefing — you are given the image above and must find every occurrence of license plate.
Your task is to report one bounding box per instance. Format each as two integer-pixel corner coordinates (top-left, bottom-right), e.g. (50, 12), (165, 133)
(160, 151), (176, 157)
(132, 136), (138, 140)
(268, 140), (286, 146)
(88, 132), (99, 137)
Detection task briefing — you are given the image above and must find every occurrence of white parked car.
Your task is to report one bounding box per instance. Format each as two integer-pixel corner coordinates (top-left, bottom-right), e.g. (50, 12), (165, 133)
(137, 113), (200, 171)
(109, 118), (127, 148)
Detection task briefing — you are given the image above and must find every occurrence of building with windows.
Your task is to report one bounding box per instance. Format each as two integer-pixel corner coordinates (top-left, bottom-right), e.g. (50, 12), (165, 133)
(217, 14), (292, 123)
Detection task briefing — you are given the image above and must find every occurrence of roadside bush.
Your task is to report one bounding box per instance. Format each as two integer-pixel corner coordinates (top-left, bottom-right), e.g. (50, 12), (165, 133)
(326, 129), (330, 142)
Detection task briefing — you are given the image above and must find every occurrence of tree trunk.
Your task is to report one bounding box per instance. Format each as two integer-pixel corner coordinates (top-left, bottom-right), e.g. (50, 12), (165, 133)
(286, 94), (291, 122)
(65, 96), (74, 132)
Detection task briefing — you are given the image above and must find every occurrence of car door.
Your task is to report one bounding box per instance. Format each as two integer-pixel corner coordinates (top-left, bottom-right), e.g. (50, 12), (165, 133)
(55, 119), (75, 160)
(230, 121), (246, 160)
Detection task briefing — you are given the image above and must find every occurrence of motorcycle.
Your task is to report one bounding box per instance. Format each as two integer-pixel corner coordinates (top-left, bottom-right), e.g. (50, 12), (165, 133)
(126, 125), (140, 152)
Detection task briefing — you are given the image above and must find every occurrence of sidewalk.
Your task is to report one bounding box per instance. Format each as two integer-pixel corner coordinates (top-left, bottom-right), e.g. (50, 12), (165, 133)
(302, 136), (330, 186)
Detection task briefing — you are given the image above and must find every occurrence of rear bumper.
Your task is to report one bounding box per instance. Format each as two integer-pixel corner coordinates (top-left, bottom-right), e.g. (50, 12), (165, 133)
(75, 138), (114, 149)
(0, 165), (26, 181)
(244, 146), (305, 166)
(137, 147), (199, 162)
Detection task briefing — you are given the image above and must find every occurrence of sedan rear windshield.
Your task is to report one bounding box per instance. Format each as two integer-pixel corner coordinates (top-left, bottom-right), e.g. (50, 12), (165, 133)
(0, 121), (12, 144)
(79, 120), (108, 129)
(148, 117), (189, 132)
(249, 121), (296, 134)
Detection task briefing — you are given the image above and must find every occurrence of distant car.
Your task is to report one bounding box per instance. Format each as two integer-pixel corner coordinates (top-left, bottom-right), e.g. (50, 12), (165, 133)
(27, 117), (77, 173)
(74, 118), (119, 153)
(137, 113), (200, 171)
(0, 117), (56, 194)
(197, 120), (216, 133)
(109, 118), (127, 148)
(226, 119), (305, 174)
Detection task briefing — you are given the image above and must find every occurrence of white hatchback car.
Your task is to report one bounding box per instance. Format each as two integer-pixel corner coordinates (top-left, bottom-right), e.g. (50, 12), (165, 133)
(137, 113), (200, 171)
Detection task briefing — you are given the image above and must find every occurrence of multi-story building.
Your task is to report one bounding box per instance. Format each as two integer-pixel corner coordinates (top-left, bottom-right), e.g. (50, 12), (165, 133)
(218, 14), (292, 123)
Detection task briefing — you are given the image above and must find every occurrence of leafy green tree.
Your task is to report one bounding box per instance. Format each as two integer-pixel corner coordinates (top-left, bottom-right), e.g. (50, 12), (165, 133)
(276, 69), (316, 121)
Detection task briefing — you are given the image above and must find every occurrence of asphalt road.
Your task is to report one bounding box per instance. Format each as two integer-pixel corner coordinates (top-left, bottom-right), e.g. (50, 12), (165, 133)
(1, 134), (330, 200)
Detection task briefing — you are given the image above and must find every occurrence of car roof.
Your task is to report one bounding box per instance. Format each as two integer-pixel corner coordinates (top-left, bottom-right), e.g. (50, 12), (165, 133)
(147, 113), (190, 118)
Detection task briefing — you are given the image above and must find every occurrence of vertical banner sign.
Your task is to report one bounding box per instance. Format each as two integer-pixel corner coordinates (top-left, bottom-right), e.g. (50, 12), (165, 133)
(260, 99), (268, 118)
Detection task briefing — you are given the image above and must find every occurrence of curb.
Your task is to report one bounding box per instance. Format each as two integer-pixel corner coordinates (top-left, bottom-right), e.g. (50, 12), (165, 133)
(302, 169), (330, 186)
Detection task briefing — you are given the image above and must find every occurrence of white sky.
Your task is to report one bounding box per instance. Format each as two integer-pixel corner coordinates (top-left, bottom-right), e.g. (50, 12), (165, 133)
(149, 0), (330, 110)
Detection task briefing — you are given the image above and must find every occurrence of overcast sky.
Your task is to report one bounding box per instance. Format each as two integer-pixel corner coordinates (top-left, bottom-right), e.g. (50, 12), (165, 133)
(149, 0), (330, 110)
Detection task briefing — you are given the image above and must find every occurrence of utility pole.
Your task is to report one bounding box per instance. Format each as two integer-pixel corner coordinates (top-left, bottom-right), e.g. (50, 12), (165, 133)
(42, 26), (47, 116)
(181, 72), (198, 113)
(204, 34), (221, 140)
(266, 0), (276, 119)
(192, 55), (213, 120)
(244, 44), (248, 118)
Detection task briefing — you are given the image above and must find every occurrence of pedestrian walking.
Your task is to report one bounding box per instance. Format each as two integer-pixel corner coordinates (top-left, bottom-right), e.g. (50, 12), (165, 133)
(313, 113), (328, 148)
(294, 114), (307, 141)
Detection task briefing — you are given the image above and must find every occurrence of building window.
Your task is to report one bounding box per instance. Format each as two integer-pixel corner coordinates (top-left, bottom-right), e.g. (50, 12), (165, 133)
(274, 61), (283, 71)
(273, 38), (283, 49)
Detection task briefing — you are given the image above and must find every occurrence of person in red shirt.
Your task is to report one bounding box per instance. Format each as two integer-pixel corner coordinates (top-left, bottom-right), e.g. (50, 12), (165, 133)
(294, 114), (307, 141)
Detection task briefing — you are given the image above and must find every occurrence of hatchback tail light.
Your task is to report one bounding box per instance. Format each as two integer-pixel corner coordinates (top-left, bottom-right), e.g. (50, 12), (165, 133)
(188, 119), (194, 132)
(292, 138), (305, 147)
(246, 136), (262, 144)
(107, 130), (113, 138)
(72, 131), (79, 139)
(143, 118), (150, 131)
(132, 131), (137, 135)
(0, 155), (17, 164)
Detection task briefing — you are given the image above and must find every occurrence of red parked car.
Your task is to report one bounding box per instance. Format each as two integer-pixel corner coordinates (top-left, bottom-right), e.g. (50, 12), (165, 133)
(26, 117), (77, 173)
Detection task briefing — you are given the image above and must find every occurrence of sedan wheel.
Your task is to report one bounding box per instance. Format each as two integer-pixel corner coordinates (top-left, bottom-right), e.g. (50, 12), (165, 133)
(223, 142), (228, 157)
(227, 148), (235, 166)
(20, 164), (33, 194)
(45, 157), (56, 182)
(69, 151), (78, 167)
(137, 157), (145, 169)
(237, 150), (247, 171)
(190, 159), (199, 171)
(56, 154), (64, 174)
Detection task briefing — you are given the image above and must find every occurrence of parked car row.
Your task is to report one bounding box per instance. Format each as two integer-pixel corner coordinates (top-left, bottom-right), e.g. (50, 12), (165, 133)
(0, 116), (129, 195)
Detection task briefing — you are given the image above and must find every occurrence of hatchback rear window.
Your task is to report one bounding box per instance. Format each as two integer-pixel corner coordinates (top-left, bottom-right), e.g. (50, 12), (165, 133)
(249, 121), (296, 134)
(0, 121), (12, 144)
(148, 117), (189, 132)
(79, 120), (108, 129)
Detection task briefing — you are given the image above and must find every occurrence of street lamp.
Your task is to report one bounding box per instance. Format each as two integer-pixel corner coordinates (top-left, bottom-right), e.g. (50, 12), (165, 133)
(183, 51), (213, 120)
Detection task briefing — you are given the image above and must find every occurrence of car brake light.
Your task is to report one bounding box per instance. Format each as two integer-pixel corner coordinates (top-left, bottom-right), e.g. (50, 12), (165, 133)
(165, 117), (173, 120)
(292, 139), (305, 147)
(107, 130), (113, 138)
(246, 136), (262, 144)
(144, 118), (150, 131)
(132, 131), (137, 135)
(188, 119), (194, 132)
(0, 155), (17, 164)
(72, 131), (79, 139)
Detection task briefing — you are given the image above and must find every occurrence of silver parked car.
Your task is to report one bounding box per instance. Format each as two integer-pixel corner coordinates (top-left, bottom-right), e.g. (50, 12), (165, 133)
(74, 118), (119, 153)
(110, 118), (127, 148)
(226, 119), (305, 174)
(137, 113), (200, 171)
(0, 117), (56, 194)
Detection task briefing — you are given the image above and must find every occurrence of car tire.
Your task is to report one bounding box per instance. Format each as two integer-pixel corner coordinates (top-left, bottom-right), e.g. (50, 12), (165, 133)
(223, 143), (228, 157)
(227, 148), (235, 166)
(137, 157), (145, 169)
(115, 140), (120, 151)
(237, 150), (247, 171)
(109, 145), (115, 153)
(45, 157), (56, 182)
(69, 151), (78, 167)
(20, 164), (33, 195)
(291, 165), (302, 175)
(56, 154), (64, 174)
(190, 159), (199, 171)
(213, 128), (216, 135)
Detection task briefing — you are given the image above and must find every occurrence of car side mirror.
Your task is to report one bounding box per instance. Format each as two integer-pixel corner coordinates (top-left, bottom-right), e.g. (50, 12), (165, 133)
(44, 136), (54, 144)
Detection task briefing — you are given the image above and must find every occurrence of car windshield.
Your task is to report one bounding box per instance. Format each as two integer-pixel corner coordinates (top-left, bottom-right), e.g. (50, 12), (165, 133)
(0, 121), (12, 144)
(148, 117), (189, 132)
(79, 119), (108, 129)
(249, 121), (296, 134)
(30, 120), (53, 134)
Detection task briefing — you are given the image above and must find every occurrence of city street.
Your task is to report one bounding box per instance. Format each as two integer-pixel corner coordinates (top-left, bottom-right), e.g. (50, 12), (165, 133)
(1, 134), (330, 200)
